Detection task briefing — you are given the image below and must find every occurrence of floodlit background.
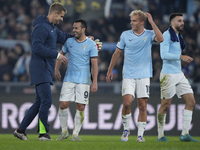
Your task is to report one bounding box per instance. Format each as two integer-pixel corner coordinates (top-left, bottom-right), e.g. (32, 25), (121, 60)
(0, 0), (200, 135)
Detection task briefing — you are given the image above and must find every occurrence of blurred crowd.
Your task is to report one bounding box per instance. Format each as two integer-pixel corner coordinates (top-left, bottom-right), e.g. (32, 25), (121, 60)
(0, 0), (200, 83)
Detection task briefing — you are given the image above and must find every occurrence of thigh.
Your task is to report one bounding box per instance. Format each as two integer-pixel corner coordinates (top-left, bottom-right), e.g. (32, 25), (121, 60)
(75, 84), (90, 104)
(136, 78), (150, 98)
(59, 82), (75, 102)
(160, 73), (176, 99)
(176, 73), (193, 98)
(36, 82), (52, 102)
(122, 78), (136, 98)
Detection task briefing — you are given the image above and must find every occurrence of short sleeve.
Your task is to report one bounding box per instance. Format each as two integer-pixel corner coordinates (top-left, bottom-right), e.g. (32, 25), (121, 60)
(151, 30), (155, 42)
(116, 32), (125, 50)
(62, 40), (68, 53)
(90, 41), (98, 57)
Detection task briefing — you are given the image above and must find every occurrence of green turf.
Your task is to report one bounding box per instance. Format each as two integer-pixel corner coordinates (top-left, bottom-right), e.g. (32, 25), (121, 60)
(1, 134), (200, 150)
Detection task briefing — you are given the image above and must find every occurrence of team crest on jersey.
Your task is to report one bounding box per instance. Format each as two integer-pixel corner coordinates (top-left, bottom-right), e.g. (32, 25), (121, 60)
(82, 45), (87, 50)
(142, 37), (147, 41)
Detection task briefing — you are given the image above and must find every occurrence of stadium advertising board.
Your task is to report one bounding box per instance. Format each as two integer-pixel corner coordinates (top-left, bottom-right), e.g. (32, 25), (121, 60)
(0, 94), (200, 135)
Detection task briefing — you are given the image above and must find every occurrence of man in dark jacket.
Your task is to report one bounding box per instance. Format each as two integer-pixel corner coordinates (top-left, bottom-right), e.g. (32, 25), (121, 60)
(13, 2), (73, 141)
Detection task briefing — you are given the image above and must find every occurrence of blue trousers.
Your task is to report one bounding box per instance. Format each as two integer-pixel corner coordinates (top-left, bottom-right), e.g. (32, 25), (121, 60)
(19, 82), (52, 133)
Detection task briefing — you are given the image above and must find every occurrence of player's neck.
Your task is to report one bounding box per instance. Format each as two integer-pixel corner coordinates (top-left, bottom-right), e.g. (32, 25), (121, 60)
(133, 28), (145, 35)
(47, 14), (54, 24)
(76, 35), (87, 42)
(172, 26), (179, 34)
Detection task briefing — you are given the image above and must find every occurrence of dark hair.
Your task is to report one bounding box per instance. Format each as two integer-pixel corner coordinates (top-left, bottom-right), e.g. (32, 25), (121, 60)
(169, 13), (183, 23)
(74, 19), (87, 31)
(49, 2), (66, 14)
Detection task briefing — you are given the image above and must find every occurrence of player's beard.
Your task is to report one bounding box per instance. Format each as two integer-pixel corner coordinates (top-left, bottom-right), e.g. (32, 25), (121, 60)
(175, 25), (184, 32)
(74, 31), (82, 39)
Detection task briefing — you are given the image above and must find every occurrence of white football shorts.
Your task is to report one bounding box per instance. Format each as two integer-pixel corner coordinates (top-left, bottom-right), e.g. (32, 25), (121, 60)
(59, 82), (90, 104)
(160, 72), (193, 99)
(122, 78), (150, 99)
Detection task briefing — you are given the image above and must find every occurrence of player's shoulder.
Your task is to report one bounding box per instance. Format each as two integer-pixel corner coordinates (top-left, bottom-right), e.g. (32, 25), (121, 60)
(120, 30), (133, 38)
(67, 37), (75, 41)
(122, 30), (132, 35)
(65, 37), (75, 43)
(86, 37), (96, 44)
(163, 30), (170, 38)
(163, 30), (170, 35)
(144, 29), (155, 35)
(63, 37), (75, 46)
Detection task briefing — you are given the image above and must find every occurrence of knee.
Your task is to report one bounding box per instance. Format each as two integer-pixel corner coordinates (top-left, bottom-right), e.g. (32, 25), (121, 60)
(123, 101), (132, 110)
(44, 100), (52, 109)
(60, 102), (69, 110)
(187, 99), (196, 108)
(76, 104), (85, 111)
(138, 102), (147, 112)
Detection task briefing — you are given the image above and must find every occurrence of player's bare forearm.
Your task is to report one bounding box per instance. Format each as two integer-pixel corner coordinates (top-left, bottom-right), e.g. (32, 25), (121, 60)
(153, 24), (164, 43)
(55, 51), (64, 70)
(107, 48), (121, 72)
(91, 57), (98, 93)
(106, 48), (121, 82)
(145, 12), (163, 43)
(91, 58), (98, 82)
(55, 51), (66, 80)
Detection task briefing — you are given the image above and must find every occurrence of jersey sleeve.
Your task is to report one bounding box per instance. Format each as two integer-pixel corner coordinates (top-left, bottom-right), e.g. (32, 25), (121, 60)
(116, 32), (125, 50)
(62, 40), (68, 53)
(160, 31), (180, 60)
(90, 41), (98, 57)
(151, 30), (156, 42)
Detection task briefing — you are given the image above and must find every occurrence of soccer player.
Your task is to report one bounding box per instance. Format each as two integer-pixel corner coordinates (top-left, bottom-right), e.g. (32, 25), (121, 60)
(54, 19), (98, 141)
(157, 13), (199, 142)
(106, 10), (163, 142)
(13, 3), (72, 141)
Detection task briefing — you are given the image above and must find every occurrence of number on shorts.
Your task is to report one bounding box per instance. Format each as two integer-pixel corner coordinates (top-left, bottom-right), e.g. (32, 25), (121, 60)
(146, 85), (150, 95)
(84, 91), (89, 99)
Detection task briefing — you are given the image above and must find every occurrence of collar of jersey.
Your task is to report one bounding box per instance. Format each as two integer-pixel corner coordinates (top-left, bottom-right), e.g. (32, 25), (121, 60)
(132, 29), (146, 36)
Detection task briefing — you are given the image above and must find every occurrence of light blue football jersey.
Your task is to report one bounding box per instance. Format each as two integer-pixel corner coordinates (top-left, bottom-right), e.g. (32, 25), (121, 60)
(117, 29), (155, 79)
(62, 37), (98, 85)
(160, 30), (182, 74)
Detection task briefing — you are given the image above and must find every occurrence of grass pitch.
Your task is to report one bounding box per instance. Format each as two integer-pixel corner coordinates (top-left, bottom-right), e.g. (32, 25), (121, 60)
(1, 134), (200, 150)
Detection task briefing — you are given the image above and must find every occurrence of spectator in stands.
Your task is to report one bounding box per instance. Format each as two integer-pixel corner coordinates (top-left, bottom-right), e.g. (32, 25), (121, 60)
(13, 51), (31, 82)
(0, 0), (199, 83)
(0, 48), (13, 81)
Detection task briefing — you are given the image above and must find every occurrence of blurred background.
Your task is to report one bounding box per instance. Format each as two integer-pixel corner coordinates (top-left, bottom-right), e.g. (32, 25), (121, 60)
(0, 0), (200, 135)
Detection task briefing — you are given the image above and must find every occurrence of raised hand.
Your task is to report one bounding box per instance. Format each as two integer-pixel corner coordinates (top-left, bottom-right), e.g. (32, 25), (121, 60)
(145, 12), (153, 24)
